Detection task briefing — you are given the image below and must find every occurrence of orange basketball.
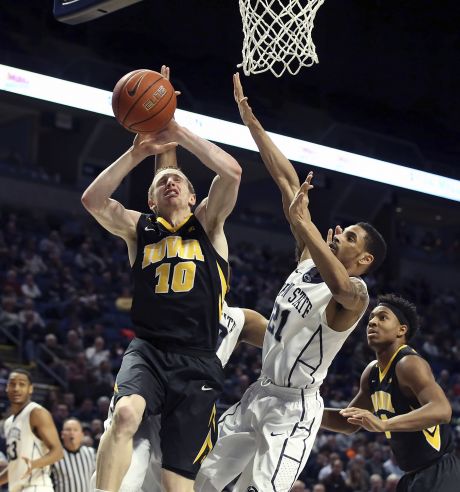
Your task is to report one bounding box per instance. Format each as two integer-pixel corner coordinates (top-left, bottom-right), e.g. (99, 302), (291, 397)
(112, 69), (177, 133)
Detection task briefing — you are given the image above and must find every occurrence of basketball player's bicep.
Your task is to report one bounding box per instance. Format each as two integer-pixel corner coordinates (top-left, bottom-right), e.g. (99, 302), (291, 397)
(90, 199), (140, 240)
(335, 277), (369, 312)
(30, 409), (62, 451)
(398, 357), (449, 407)
(206, 175), (239, 226)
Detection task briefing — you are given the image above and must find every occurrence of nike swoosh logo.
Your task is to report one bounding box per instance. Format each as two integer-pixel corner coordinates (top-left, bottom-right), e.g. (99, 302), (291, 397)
(144, 227), (155, 231)
(127, 76), (143, 97)
(270, 432), (283, 436)
(201, 385), (213, 391)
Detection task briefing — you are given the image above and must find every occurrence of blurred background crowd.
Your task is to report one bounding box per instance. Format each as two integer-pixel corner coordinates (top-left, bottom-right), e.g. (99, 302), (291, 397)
(0, 205), (458, 492)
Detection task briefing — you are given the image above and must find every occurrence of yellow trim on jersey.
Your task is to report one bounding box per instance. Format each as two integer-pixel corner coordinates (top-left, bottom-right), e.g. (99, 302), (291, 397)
(216, 262), (228, 320)
(156, 213), (193, 232)
(193, 404), (217, 464)
(378, 345), (407, 382)
(422, 425), (441, 451)
(409, 404), (442, 451)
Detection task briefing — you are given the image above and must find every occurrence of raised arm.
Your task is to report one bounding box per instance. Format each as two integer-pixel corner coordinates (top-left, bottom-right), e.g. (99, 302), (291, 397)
(154, 66), (180, 174)
(239, 308), (269, 348)
(288, 176), (369, 315)
(341, 356), (452, 432)
(233, 73), (300, 222)
(81, 134), (177, 263)
(321, 362), (374, 434)
(153, 120), (241, 261)
(23, 407), (63, 478)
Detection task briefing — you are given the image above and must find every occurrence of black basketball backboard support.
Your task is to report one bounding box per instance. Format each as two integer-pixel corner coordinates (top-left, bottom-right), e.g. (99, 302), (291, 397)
(54, 0), (143, 25)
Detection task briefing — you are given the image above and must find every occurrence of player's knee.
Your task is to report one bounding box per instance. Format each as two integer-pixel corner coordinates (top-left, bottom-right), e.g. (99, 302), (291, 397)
(112, 402), (142, 438)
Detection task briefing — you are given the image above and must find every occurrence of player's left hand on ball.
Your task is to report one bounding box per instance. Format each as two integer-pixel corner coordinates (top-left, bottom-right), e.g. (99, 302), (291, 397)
(133, 132), (178, 157)
(340, 407), (387, 433)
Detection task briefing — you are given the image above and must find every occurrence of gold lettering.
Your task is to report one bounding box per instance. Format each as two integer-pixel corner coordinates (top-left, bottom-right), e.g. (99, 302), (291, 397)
(142, 237), (204, 269)
(371, 391), (395, 414)
(165, 236), (183, 258)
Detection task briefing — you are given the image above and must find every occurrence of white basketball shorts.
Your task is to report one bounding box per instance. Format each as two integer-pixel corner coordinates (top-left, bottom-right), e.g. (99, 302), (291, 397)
(195, 378), (324, 492)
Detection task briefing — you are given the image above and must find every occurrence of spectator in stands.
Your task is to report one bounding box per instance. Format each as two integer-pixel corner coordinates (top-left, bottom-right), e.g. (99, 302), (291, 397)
(321, 459), (348, 492)
(346, 459), (369, 491)
(21, 244), (48, 275)
(85, 336), (110, 369)
(39, 334), (67, 381)
(365, 448), (385, 478)
(291, 480), (309, 491)
(77, 398), (96, 423)
(382, 453), (403, 478)
(384, 473), (400, 491)
(369, 473), (384, 492)
(74, 242), (105, 273)
(20, 273), (42, 299)
(52, 403), (70, 432)
(422, 334), (440, 360)
(0, 297), (19, 329)
(95, 396), (110, 421)
(64, 330), (84, 360)
(312, 485), (325, 492)
(318, 452), (344, 481)
(2, 269), (21, 296)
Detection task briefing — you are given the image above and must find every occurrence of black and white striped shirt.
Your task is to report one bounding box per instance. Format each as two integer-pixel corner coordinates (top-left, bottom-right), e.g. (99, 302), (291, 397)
(52, 445), (96, 492)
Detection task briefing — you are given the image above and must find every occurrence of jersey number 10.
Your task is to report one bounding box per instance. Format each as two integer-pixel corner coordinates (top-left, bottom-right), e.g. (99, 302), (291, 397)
(155, 261), (196, 294)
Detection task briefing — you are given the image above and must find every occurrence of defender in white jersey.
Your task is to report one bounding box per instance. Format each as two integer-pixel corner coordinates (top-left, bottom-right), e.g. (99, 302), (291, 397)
(90, 302), (267, 492)
(194, 75), (387, 492)
(0, 370), (63, 492)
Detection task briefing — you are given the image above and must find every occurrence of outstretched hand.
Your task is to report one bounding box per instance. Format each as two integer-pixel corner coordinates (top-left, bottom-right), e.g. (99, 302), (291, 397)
(233, 73), (256, 126)
(289, 172), (314, 227)
(340, 407), (387, 433)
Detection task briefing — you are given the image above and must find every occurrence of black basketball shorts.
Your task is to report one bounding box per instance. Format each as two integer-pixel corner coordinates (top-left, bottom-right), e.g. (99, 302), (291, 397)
(113, 337), (224, 480)
(396, 452), (460, 492)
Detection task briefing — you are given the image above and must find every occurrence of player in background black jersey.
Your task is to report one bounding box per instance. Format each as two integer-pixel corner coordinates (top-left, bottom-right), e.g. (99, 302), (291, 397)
(81, 64), (241, 492)
(321, 294), (460, 492)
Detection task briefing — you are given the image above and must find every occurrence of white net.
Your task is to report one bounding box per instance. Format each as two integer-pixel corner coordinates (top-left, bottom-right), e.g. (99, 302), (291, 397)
(238, 0), (326, 77)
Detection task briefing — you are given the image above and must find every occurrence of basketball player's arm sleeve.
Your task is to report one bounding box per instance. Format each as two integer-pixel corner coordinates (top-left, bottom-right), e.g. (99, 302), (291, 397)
(29, 408), (64, 468)
(173, 125), (242, 225)
(240, 309), (269, 348)
(383, 356), (452, 432)
(321, 363), (374, 434)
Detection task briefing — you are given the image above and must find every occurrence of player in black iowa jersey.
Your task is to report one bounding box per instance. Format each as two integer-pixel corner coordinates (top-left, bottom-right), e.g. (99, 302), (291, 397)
(321, 293), (460, 491)
(81, 66), (241, 492)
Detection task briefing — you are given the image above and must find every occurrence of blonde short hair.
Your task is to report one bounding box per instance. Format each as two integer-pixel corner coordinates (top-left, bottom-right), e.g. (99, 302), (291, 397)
(148, 167), (195, 200)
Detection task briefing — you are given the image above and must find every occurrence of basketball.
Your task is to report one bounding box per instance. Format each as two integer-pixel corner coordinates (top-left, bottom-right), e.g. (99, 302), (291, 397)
(112, 69), (177, 133)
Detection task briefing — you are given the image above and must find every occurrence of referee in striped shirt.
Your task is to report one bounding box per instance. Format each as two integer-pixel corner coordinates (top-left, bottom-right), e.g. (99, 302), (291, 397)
(52, 418), (96, 492)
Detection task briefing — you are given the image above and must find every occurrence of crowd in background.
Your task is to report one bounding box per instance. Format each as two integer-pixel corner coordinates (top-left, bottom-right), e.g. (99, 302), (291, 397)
(0, 207), (459, 491)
